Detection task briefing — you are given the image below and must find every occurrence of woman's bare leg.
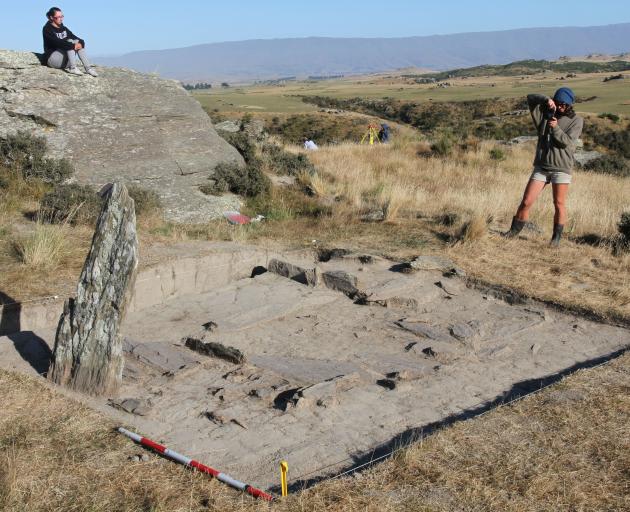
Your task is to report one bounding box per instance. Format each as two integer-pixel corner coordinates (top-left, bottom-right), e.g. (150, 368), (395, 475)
(515, 179), (546, 221)
(551, 183), (569, 225)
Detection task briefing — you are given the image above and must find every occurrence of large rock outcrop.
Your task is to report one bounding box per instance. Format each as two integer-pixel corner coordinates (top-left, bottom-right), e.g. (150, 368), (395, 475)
(0, 50), (242, 222)
(48, 181), (138, 395)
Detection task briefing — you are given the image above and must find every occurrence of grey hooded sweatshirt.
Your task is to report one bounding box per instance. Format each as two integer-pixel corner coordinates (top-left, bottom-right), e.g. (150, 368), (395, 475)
(527, 94), (584, 175)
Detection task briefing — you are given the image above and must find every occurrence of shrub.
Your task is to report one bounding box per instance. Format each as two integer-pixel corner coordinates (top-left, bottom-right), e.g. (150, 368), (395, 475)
(489, 148), (506, 161)
(584, 154), (630, 177)
(598, 112), (620, 123)
(200, 162), (270, 197)
(619, 211), (630, 239)
(584, 124), (630, 158)
(0, 131), (73, 183)
(218, 131), (257, 163)
(40, 183), (160, 224)
(430, 136), (453, 157)
(261, 143), (316, 176)
(39, 184), (103, 224)
(127, 185), (162, 216)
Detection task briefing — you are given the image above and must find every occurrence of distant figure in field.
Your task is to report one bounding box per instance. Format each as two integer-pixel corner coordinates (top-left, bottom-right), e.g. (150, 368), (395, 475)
(303, 137), (318, 150)
(378, 123), (391, 143)
(43, 7), (98, 76)
(505, 87), (583, 247)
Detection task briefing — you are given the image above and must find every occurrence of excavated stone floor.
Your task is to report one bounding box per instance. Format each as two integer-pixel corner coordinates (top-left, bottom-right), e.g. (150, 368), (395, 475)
(1, 248), (629, 490)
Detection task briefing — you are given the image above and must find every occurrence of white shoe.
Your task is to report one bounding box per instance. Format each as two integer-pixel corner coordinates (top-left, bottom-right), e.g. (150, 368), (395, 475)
(65, 67), (83, 75)
(85, 67), (98, 77)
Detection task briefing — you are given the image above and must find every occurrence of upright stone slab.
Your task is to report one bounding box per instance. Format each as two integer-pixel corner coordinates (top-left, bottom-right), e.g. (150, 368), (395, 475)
(48, 182), (138, 395)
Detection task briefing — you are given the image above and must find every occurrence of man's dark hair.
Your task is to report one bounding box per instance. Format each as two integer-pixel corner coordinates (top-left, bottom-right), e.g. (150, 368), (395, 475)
(46, 7), (61, 19)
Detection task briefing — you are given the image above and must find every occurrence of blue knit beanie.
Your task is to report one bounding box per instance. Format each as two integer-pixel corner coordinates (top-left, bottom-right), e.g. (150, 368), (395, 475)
(553, 87), (575, 105)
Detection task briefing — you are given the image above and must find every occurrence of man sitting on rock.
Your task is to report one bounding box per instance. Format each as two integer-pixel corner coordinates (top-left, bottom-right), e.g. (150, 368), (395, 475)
(43, 7), (98, 77)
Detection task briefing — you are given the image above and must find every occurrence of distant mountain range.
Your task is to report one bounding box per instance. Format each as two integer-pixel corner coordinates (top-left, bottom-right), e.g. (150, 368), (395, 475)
(95, 23), (630, 83)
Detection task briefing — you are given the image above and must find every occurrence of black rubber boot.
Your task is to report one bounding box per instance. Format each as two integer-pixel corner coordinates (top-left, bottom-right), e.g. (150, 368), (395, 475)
(550, 224), (564, 247)
(504, 216), (526, 238)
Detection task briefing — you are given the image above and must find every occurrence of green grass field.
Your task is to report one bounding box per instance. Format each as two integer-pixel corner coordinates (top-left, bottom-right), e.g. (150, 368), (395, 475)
(194, 71), (630, 116)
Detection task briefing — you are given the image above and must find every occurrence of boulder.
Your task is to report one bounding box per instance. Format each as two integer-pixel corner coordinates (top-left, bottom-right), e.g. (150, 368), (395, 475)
(574, 150), (603, 167)
(48, 181), (138, 395)
(0, 49), (243, 223)
(215, 120), (242, 133)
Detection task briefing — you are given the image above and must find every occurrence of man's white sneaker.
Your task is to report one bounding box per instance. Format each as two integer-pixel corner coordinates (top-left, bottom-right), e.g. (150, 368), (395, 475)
(85, 67), (98, 77)
(65, 67), (83, 75)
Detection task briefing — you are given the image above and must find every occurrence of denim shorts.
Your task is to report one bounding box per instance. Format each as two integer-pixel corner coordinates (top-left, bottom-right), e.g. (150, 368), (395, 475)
(530, 168), (572, 184)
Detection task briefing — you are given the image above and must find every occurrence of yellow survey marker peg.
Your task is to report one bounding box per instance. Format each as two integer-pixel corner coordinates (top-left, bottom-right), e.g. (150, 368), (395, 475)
(280, 460), (288, 497)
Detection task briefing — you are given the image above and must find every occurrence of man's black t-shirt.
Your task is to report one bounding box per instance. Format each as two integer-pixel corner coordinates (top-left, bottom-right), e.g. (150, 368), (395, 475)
(42, 21), (85, 60)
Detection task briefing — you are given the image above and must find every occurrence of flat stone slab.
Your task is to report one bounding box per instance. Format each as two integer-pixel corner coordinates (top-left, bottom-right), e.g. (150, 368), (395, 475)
(123, 339), (200, 375)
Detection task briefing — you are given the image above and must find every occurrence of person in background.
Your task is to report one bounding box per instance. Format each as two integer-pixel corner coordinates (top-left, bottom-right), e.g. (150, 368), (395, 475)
(505, 87), (583, 247)
(43, 7), (98, 77)
(303, 137), (318, 150)
(378, 123), (391, 143)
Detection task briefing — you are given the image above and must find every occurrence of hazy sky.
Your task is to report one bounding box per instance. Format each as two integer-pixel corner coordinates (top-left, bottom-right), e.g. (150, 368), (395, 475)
(6, 0), (630, 56)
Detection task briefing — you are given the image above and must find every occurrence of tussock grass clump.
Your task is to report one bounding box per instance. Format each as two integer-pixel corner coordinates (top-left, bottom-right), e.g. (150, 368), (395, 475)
(13, 223), (67, 269)
(0, 131), (73, 184)
(456, 213), (489, 243)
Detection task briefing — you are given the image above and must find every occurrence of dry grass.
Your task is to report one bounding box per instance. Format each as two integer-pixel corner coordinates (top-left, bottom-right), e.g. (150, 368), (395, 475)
(12, 222), (68, 269)
(1, 351), (628, 511)
(305, 139), (629, 238)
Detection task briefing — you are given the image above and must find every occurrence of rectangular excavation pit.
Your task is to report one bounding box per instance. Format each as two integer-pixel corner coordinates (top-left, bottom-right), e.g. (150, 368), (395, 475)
(1, 244), (629, 491)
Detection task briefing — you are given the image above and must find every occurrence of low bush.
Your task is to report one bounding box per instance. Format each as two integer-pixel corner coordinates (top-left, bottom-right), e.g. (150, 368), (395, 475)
(261, 143), (316, 176)
(430, 136), (453, 157)
(266, 114), (366, 145)
(0, 131), (73, 184)
(584, 154), (630, 177)
(40, 183), (162, 224)
(200, 162), (270, 197)
(489, 148), (507, 161)
(39, 184), (102, 224)
(583, 124), (630, 159)
(126, 185), (162, 216)
(619, 211), (630, 240)
(598, 112), (620, 123)
(217, 131), (257, 163)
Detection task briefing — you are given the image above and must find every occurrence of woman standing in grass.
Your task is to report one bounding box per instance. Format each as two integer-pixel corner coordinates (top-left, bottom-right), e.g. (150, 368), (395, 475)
(506, 87), (583, 246)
